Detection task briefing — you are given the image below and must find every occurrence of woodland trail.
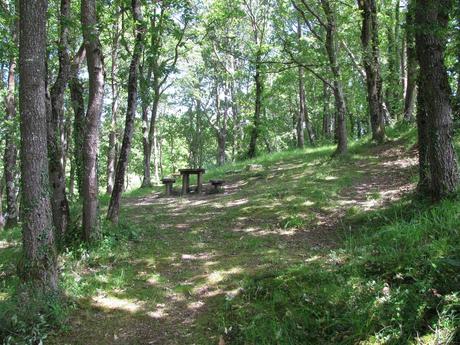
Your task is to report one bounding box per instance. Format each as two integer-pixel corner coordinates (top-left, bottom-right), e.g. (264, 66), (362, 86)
(51, 139), (417, 345)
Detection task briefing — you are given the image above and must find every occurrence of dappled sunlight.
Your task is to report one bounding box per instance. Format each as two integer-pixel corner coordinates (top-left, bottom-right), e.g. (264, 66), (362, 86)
(181, 252), (214, 261)
(92, 294), (144, 313)
(147, 303), (168, 319)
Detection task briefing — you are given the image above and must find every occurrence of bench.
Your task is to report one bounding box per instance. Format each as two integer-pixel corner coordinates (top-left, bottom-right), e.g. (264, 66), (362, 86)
(161, 178), (176, 196)
(209, 179), (225, 193)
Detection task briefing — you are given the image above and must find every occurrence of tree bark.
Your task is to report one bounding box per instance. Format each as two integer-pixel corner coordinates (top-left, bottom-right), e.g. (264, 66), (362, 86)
(415, 0), (459, 200)
(18, 0), (58, 292)
(81, 0), (105, 241)
(357, 0), (385, 143)
(416, 81), (430, 194)
(48, 0), (71, 243)
(107, 0), (145, 223)
(321, 0), (348, 155)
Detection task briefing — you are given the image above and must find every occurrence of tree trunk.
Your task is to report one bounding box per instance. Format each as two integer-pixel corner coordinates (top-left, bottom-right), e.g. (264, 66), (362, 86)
(357, 0), (386, 143)
(247, 53), (263, 158)
(18, 0), (58, 292)
(321, 0), (348, 155)
(48, 0), (71, 243)
(141, 104), (151, 187)
(322, 81), (332, 138)
(416, 81), (430, 194)
(107, 17), (120, 195)
(81, 0), (105, 241)
(4, 59), (19, 228)
(69, 45), (86, 198)
(142, 86), (160, 187)
(415, 0), (459, 200)
(386, 0), (403, 120)
(107, 0), (145, 223)
(403, 0), (417, 121)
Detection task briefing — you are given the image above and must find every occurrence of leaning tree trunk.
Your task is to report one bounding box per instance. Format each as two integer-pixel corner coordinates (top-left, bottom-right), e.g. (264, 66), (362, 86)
(18, 0), (58, 292)
(357, 0), (386, 143)
(107, 0), (145, 223)
(415, 0), (459, 200)
(247, 52), (263, 158)
(321, 0), (348, 155)
(81, 0), (105, 241)
(4, 58), (19, 228)
(48, 0), (71, 243)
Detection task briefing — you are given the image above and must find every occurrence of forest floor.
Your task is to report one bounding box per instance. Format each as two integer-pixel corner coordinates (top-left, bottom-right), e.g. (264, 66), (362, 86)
(40, 135), (419, 345)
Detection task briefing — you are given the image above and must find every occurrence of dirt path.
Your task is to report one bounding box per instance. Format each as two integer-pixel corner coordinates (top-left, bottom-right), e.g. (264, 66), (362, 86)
(50, 140), (417, 345)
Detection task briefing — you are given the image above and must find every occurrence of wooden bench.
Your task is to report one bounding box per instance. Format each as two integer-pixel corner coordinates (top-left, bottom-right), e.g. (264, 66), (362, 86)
(161, 178), (176, 196)
(209, 179), (225, 193)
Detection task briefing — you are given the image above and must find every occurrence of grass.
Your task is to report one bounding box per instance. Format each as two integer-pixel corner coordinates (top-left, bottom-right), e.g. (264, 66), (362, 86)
(0, 125), (459, 344)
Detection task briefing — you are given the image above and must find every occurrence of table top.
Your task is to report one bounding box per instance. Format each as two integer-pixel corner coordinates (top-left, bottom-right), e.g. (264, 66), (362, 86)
(179, 168), (205, 174)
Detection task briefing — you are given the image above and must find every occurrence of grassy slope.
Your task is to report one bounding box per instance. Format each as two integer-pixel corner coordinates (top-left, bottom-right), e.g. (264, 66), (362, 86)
(220, 127), (460, 345)
(0, 125), (458, 344)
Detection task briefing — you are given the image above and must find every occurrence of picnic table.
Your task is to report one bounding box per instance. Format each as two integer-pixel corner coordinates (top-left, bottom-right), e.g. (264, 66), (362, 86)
(179, 168), (205, 195)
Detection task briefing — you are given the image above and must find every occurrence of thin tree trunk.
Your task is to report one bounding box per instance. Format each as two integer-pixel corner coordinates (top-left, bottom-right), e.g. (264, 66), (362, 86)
(143, 86), (160, 187)
(415, 0), (459, 200)
(321, 0), (348, 155)
(322, 81), (332, 138)
(404, 0), (417, 121)
(18, 0), (58, 292)
(69, 45), (86, 198)
(357, 0), (386, 143)
(248, 53), (263, 158)
(107, 0), (145, 223)
(296, 20), (305, 149)
(107, 17), (120, 195)
(153, 126), (160, 182)
(81, 0), (105, 241)
(141, 104), (151, 187)
(48, 0), (71, 243)
(4, 59), (19, 228)
(0, 177), (4, 230)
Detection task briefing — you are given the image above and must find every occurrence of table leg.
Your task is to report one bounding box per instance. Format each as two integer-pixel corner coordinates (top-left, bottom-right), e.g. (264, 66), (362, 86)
(181, 174), (187, 195)
(185, 174), (190, 194)
(197, 172), (203, 193)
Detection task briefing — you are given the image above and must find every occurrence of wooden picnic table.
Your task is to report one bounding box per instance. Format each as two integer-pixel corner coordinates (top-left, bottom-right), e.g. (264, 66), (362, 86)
(179, 168), (205, 195)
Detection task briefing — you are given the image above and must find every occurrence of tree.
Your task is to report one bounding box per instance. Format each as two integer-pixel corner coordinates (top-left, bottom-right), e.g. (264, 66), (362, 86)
(47, 0), (71, 243)
(293, 0), (348, 155)
(357, 0), (385, 143)
(415, 0), (459, 200)
(244, 0), (271, 158)
(81, 0), (105, 241)
(107, 0), (146, 224)
(403, 0), (417, 121)
(3, 0), (19, 228)
(18, 0), (58, 291)
(140, 1), (189, 187)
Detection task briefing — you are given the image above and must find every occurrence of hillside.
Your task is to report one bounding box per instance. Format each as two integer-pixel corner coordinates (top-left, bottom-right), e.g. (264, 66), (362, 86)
(1, 128), (459, 344)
